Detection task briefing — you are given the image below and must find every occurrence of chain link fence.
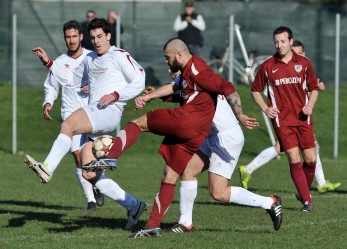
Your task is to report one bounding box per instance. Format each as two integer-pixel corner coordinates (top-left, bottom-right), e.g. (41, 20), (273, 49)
(0, 0), (346, 86)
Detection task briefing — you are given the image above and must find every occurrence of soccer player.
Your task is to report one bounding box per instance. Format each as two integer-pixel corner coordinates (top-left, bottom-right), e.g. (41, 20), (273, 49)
(251, 27), (320, 212)
(97, 37), (259, 237)
(136, 76), (283, 236)
(25, 17), (146, 230)
(32, 20), (104, 211)
(239, 40), (341, 194)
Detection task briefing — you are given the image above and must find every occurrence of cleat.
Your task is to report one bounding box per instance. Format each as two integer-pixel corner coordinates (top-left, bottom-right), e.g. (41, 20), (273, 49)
(24, 155), (51, 183)
(131, 226), (161, 238)
(164, 223), (194, 233)
(86, 202), (97, 211)
(125, 200), (147, 231)
(82, 158), (118, 172)
(93, 187), (104, 207)
(266, 195), (283, 231)
(239, 165), (251, 189)
(302, 201), (314, 212)
(317, 180), (342, 194)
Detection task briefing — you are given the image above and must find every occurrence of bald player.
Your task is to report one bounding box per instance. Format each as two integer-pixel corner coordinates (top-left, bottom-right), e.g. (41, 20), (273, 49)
(99, 37), (258, 237)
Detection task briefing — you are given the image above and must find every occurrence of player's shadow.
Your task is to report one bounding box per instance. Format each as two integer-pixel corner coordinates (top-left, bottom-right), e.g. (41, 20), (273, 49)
(0, 209), (66, 228)
(0, 200), (77, 210)
(47, 216), (127, 233)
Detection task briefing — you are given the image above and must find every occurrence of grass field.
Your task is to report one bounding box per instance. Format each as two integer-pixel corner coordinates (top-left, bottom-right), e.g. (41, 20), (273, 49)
(1, 84), (347, 249)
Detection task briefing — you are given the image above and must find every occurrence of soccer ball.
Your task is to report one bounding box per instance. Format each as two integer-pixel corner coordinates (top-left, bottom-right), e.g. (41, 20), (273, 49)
(92, 135), (114, 159)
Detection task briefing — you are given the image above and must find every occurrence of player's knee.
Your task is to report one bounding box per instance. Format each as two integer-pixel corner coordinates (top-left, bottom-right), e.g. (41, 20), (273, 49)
(82, 171), (95, 181)
(209, 188), (228, 203)
(130, 116), (148, 132)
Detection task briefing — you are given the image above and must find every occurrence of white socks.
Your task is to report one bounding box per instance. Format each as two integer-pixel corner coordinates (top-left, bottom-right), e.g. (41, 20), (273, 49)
(95, 175), (137, 210)
(44, 133), (72, 175)
(314, 153), (326, 187)
(246, 146), (278, 174)
(75, 168), (96, 203)
(229, 186), (274, 210)
(178, 180), (198, 227)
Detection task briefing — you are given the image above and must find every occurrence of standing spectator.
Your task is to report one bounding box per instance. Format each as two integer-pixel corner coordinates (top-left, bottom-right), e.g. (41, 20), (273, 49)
(107, 9), (124, 48)
(81, 9), (96, 50)
(173, 2), (205, 57)
(251, 27), (320, 212)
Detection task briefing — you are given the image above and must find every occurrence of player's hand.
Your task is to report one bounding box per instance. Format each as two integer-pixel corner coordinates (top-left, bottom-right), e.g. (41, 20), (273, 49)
(318, 78), (325, 91)
(134, 96), (148, 110)
(264, 107), (280, 119)
(143, 86), (155, 96)
(43, 103), (52, 120)
(99, 94), (115, 107)
(238, 114), (259, 130)
(32, 47), (50, 65)
(81, 84), (89, 94)
(302, 104), (313, 116)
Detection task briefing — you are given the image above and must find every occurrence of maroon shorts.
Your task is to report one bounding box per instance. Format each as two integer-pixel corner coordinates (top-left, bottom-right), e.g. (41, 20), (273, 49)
(275, 125), (315, 151)
(147, 108), (206, 175)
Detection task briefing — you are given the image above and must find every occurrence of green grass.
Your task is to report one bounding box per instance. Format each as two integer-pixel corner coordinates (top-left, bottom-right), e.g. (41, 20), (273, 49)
(1, 85), (347, 249)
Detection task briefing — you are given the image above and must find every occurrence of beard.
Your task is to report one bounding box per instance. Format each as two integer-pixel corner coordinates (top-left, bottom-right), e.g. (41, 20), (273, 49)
(69, 42), (81, 54)
(169, 57), (181, 74)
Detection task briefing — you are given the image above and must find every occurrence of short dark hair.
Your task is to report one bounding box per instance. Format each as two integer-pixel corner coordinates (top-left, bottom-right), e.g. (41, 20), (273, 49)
(273, 26), (293, 40)
(63, 20), (82, 34)
(87, 17), (111, 34)
(163, 37), (191, 53)
(292, 40), (305, 51)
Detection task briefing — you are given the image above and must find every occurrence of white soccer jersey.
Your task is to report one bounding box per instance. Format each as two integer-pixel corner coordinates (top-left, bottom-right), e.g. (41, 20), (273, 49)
(48, 46), (145, 106)
(210, 95), (239, 134)
(43, 48), (91, 119)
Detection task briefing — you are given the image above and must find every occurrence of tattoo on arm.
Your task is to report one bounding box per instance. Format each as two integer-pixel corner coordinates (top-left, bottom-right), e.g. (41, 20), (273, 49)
(226, 92), (243, 119)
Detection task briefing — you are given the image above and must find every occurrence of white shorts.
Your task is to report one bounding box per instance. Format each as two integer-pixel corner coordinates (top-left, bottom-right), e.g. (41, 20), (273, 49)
(199, 125), (244, 180)
(81, 102), (123, 147)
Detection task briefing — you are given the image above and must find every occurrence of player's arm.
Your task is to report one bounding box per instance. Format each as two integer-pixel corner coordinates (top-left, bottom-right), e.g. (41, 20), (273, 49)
(303, 62), (320, 116)
(42, 72), (60, 120)
(251, 91), (280, 119)
(225, 91), (259, 130)
(134, 83), (178, 109)
(302, 90), (319, 116)
(32, 47), (84, 88)
(99, 51), (145, 107)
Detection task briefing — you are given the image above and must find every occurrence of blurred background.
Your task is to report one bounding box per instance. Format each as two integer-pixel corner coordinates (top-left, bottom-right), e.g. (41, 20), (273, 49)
(0, 0), (346, 86)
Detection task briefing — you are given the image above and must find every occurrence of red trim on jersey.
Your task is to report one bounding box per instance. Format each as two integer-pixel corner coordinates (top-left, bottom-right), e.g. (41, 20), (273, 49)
(111, 91), (119, 101)
(45, 59), (53, 69)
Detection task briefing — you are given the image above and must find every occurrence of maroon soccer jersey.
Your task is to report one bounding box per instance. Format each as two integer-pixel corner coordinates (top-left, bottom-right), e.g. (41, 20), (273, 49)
(178, 55), (235, 137)
(252, 51), (320, 127)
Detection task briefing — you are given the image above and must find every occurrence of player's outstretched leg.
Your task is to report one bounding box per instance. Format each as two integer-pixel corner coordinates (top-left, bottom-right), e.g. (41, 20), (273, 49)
(93, 186), (105, 207)
(266, 195), (283, 230)
(239, 165), (251, 189)
(317, 180), (342, 194)
(125, 200), (147, 230)
(24, 155), (51, 183)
